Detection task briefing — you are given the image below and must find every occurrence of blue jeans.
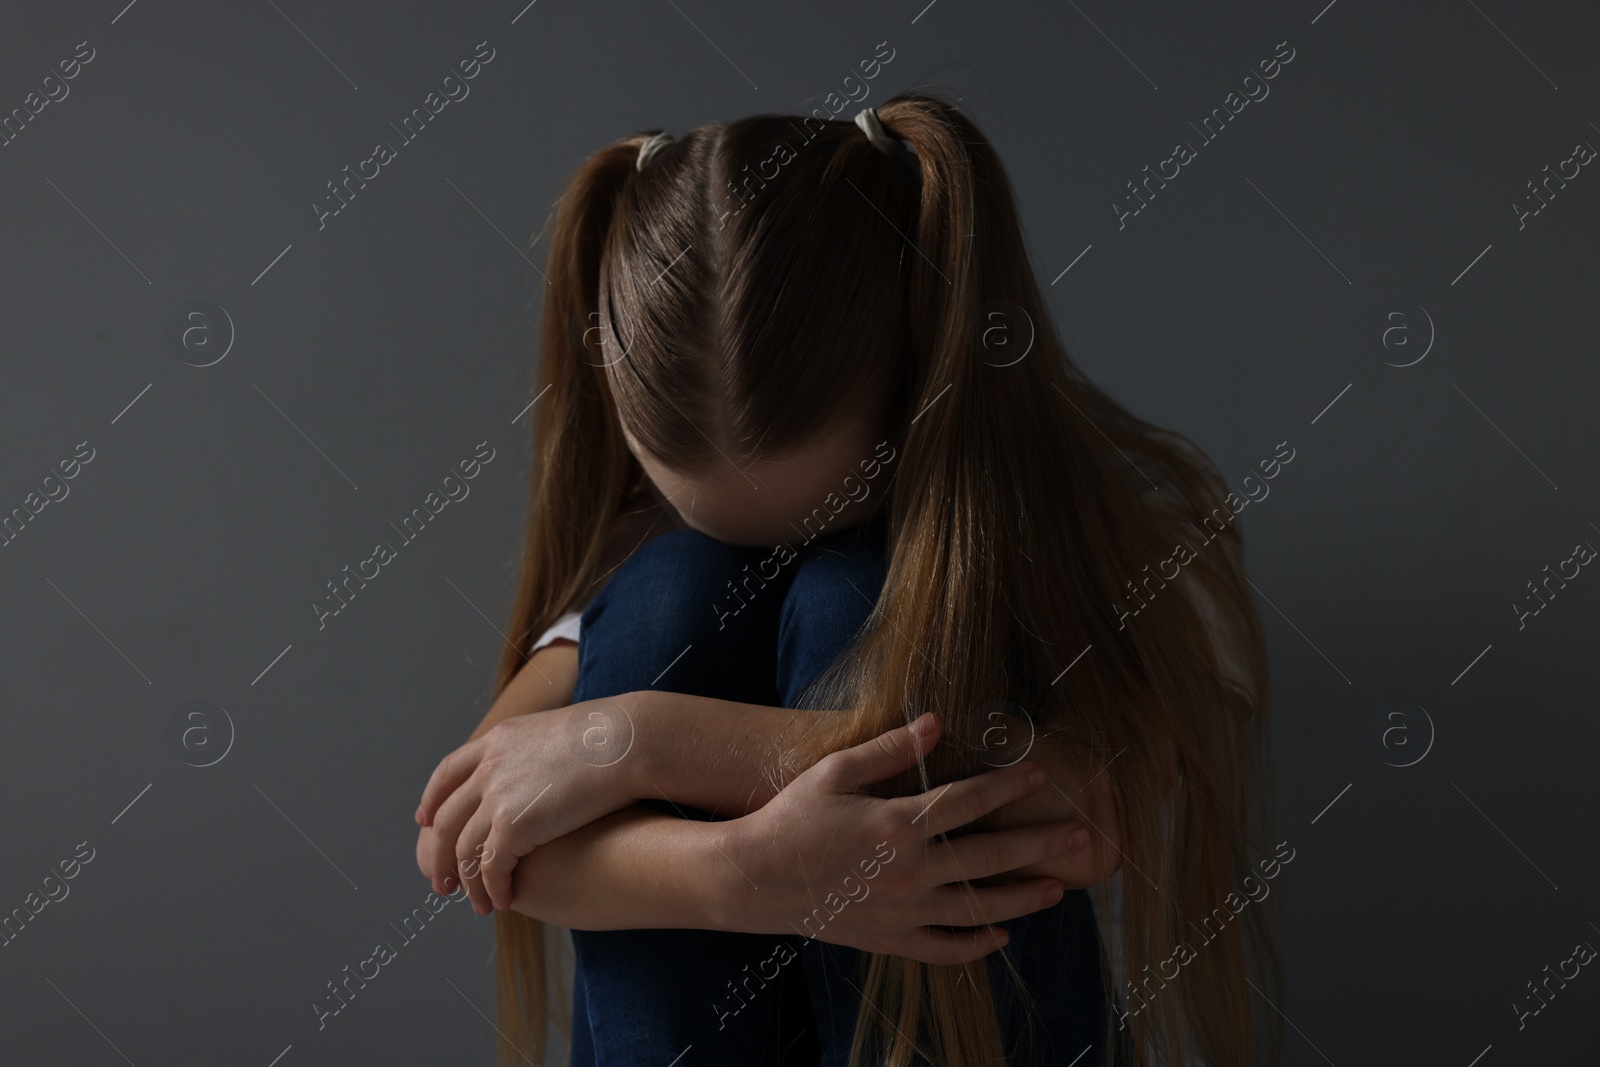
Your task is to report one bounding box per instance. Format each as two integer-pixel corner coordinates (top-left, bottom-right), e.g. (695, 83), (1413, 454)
(568, 518), (1119, 1067)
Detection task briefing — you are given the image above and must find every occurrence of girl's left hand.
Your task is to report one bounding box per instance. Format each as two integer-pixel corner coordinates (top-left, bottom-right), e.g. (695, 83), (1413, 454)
(416, 698), (642, 914)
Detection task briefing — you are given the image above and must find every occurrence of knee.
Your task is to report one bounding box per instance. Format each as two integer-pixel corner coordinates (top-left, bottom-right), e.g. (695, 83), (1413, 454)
(778, 526), (889, 704)
(576, 529), (789, 703)
(582, 529), (751, 645)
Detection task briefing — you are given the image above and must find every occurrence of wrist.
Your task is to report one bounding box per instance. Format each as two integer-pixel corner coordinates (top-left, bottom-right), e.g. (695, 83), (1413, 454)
(706, 813), (771, 935)
(615, 688), (671, 803)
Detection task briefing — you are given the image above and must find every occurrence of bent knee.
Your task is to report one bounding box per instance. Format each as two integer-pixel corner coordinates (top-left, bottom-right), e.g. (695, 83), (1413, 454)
(778, 527), (888, 703)
(582, 528), (808, 658)
(585, 529), (748, 635)
(782, 524), (889, 629)
(576, 529), (791, 702)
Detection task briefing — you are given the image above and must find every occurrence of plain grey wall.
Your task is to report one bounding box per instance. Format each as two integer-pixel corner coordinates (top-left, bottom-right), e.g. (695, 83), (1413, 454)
(2, 0), (1597, 1063)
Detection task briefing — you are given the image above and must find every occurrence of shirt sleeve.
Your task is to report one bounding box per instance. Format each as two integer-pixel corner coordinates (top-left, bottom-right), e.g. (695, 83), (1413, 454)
(528, 609), (583, 654)
(1183, 576), (1254, 700)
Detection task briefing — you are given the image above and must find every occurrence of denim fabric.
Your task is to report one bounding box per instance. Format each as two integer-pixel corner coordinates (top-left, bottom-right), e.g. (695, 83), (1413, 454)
(569, 524), (827, 1067)
(567, 517), (1118, 1067)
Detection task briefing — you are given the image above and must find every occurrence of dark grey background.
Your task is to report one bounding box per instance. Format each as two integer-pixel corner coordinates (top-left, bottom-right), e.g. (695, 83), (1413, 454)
(2, 0), (1596, 1063)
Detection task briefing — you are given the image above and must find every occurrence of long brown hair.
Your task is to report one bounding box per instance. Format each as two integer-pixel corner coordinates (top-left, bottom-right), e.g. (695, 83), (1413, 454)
(490, 91), (1283, 1067)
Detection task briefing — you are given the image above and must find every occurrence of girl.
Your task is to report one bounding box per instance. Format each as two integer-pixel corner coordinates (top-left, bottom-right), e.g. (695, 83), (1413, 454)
(416, 92), (1282, 1066)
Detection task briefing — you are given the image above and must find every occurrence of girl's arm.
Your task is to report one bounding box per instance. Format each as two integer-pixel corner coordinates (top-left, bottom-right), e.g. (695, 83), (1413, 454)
(620, 690), (1123, 887)
(501, 715), (1085, 966)
(630, 694), (1120, 876)
(419, 679), (1083, 963)
(419, 679), (1120, 918)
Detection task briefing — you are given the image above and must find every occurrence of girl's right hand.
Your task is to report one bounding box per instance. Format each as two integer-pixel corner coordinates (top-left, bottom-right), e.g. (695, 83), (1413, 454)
(724, 712), (1092, 965)
(416, 698), (641, 913)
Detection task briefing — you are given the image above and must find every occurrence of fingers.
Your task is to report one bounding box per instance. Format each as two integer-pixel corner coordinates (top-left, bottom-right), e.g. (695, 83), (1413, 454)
(932, 821), (1086, 885)
(417, 740), (485, 827)
(920, 878), (1065, 928)
(480, 824), (519, 912)
(427, 785), (482, 895)
(415, 823), (435, 881)
(456, 809), (495, 914)
(817, 713), (940, 792)
(895, 924), (1011, 966)
(902, 760), (1046, 838)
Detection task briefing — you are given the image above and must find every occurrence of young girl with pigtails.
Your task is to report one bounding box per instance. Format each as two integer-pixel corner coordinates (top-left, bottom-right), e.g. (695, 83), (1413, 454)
(414, 91), (1282, 1067)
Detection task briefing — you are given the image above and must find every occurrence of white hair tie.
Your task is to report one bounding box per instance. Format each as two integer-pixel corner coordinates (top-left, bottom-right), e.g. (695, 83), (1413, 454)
(636, 132), (673, 171)
(854, 107), (900, 155)
(854, 107), (921, 184)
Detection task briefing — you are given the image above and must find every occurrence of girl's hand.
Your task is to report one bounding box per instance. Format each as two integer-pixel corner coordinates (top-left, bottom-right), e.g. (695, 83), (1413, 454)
(416, 697), (641, 914)
(725, 712), (1093, 965)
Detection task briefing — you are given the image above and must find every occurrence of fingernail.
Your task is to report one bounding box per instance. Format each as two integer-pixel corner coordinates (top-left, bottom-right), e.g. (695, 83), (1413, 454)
(1043, 881), (1064, 905)
(1026, 767), (1046, 789)
(1066, 827), (1090, 850)
(414, 805), (424, 824)
(910, 713), (935, 737)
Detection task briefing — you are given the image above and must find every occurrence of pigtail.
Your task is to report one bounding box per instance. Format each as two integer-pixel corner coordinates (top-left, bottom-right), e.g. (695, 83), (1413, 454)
(489, 134), (659, 1067)
(789, 93), (1282, 1067)
(844, 94), (1016, 1067)
(488, 94), (1281, 1067)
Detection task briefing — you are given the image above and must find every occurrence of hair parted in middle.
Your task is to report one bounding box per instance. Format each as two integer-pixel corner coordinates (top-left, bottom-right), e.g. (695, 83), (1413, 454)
(490, 89), (1284, 1067)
